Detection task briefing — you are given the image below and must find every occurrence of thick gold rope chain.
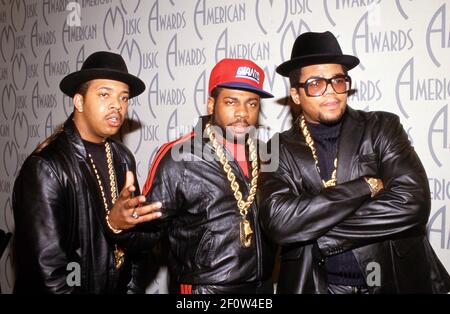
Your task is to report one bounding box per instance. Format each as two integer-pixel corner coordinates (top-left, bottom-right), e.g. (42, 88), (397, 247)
(205, 123), (258, 248)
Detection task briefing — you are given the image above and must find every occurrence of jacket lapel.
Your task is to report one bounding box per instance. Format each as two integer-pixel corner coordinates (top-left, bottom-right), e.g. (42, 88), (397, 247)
(336, 108), (364, 183)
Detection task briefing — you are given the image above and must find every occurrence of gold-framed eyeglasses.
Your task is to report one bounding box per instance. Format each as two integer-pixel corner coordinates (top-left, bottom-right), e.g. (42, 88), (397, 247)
(296, 74), (352, 97)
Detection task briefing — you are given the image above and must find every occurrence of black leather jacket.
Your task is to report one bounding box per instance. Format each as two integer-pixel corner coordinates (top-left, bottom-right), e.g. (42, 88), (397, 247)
(143, 116), (275, 293)
(12, 116), (154, 294)
(258, 108), (450, 293)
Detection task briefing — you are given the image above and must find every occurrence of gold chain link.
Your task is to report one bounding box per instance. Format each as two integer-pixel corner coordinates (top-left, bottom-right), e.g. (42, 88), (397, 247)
(87, 142), (124, 269)
(205, 123), (258, 247)
(299, 115), (338, 188)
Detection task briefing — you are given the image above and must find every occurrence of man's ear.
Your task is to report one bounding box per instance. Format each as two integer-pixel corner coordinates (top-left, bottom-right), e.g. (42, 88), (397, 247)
(290, 88), (300, 105)
(207, 96), (215, 115)
(73, 94), (84, 113)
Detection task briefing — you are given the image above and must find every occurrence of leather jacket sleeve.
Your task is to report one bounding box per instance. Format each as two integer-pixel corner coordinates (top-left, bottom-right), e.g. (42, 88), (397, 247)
(13, 156), (76, 294)
(317, 115), (431, 255)
(117, 148), (181, 253)
(144, 151), (182, 222)
(258, 145), (371, 245)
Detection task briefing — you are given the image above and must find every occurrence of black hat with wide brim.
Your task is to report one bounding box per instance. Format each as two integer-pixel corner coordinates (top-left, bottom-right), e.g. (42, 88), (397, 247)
(276, 31), (360, 77)
(60, 51), (145, 98)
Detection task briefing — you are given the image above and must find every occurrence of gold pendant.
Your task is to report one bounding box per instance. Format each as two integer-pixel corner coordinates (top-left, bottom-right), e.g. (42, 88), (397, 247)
(114, 245), (125, 270)
(240, 219), (253, 248)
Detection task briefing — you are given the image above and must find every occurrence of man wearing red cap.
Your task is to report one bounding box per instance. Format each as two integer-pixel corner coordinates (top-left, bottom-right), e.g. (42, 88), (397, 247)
(141, 58), (276, 294)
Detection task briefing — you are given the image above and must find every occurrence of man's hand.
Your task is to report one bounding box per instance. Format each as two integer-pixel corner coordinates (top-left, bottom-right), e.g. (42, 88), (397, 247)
(108, 171), (162, 231)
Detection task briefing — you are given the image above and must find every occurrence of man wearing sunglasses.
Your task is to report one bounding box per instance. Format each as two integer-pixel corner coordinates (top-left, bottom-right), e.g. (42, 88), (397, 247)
(258, 31), (450, 294)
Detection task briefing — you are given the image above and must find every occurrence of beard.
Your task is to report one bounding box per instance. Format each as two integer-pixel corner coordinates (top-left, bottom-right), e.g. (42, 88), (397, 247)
(210, 115), (255, 144)
(318, 107), (346, 125)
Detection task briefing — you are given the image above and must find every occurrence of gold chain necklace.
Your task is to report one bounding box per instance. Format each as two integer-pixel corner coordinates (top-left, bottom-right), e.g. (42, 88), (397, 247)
(299, 115), (338, 188)
(87, 141), (125, 269)
(205, 123), (258, 248)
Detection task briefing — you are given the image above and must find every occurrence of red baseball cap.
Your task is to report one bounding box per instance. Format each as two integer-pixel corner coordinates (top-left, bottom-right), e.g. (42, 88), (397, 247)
(208, 58), (274, 98)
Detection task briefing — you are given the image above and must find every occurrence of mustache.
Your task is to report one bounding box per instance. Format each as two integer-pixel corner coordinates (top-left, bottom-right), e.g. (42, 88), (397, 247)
(227, 119), (249, 127)
(105, 109), (123, 120)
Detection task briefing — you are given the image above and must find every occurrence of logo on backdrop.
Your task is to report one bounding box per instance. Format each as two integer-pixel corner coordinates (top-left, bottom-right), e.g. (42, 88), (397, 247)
(166, 108), (191, 142)
(428, 104), (449, 168)
(120, 0), (140, 14)
(103, 6), (125, 50)
(120, 39), (142, 77)
(193, 70), (207, 116)
(148, 0), (185, 46)
(427, 205), (450, 250)
(42, 0), (71, 26)
(279, 20), (311, 62)
(43, 48), (71, 88)
(352, 11), (413, 71)
(396, 57), (450, 120)
(395, 0), (412, 19)
(2, 84), (16, 121)
(148, 73), (158, 119)
(324, 0), (381, 27)
(255, 0), (287, 35)
(258, 65), (288, 121)
(10, 0), (26, 32)
(45, 110), (60, 138)
(148, 72), (187, 119)
(3, 141), (18, 178)
(13, 111), (30, 149)
(0, 25), (15, 62)
(119, 109), (143, 154)
(62, 19), (97, 55)
(194, 0), (246, 40)
(12, 52), (27, 90)
(426, 4), (449, 67)
(166, 33), (206, 81)
(32, 82), (57, 120)
(63, 93), (73, 118)
(75, 44), (86, 71)
(31, 20), (57, 58)
(214, 28), (270, 62)
(349, 79), (382, 103)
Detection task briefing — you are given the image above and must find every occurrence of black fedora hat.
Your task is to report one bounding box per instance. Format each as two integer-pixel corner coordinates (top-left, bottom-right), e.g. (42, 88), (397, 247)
(276, 31), (360, 77)
(60, 51), (145, 98)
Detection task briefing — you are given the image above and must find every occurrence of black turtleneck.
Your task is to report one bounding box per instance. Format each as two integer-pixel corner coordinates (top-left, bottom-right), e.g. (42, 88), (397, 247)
(306, 119), (366, 287)
(83, 140), (115, 211)
(306, 121), (341, 182)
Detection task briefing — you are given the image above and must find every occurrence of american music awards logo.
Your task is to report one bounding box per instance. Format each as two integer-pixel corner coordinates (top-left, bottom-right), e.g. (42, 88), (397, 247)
(278, 20), (311, 63)
(428, 104), (449, 168)
(352, 11), (413, 71)
(148, 0), (184, 46)
(256, 0), (312, 35)
(427, 205), (450, 250)
(0, 25), (15, 62)
(426, 3), (449, 68)
(194, 0), (246, 40)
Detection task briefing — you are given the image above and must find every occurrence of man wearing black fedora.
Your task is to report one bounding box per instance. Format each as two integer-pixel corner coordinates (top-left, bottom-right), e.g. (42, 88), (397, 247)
(258, 31), (450, 293)
(12, 51), (163, 293)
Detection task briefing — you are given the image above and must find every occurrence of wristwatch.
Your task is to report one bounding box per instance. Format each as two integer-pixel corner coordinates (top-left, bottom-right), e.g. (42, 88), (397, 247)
(364, 177), (383, 198)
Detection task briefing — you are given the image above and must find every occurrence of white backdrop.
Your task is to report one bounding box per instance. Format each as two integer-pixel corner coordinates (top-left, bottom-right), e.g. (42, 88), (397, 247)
(0, 0), (449, 294)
